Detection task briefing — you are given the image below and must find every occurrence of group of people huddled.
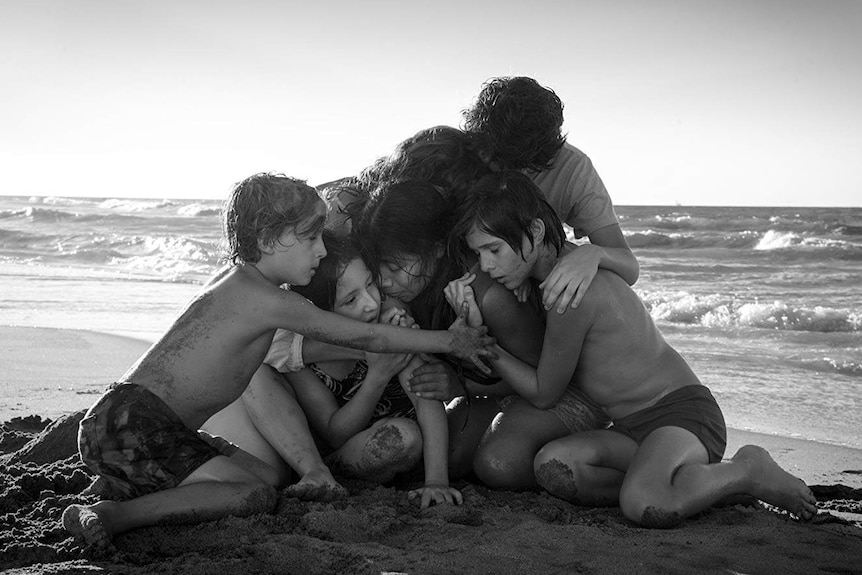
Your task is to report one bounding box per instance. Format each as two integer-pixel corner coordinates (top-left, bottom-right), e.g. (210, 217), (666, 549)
(62, 77), (817, 548)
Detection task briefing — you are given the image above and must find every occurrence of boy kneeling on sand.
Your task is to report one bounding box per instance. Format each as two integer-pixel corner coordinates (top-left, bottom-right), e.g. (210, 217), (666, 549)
(445, 170), (817, 527)
(62, 173), (494, 547)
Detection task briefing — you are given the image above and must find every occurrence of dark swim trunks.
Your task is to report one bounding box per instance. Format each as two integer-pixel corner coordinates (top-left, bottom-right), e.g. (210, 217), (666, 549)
(78, 382), (227, 499)
(609, 385), (727, 463)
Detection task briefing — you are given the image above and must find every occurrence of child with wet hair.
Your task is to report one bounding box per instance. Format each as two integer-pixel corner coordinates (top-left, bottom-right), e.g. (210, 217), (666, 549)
(462, 76), (639, 314)
(289, 231), (462, 508)
(446, 170), (817, 527)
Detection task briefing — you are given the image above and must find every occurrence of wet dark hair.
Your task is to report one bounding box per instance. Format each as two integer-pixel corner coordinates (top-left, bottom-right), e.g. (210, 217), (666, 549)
(318, 177), (369, 232)
(353, 179), (460, 329)
(383, 126), (491, 200)
(223, 172), (324, 265)
(291, 230), (361, 312)
(453, 171), (564, 262)
(462, 76), (566, 172)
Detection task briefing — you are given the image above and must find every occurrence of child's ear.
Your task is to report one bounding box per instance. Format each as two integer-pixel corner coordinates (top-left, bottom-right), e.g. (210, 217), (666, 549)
(433, 243), (446, 258)
(258, 237), (274, 256)
(530, 218), (546, 244)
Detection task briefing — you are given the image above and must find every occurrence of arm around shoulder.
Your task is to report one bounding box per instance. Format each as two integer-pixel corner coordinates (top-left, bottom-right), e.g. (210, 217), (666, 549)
(587, 223), (639, 286)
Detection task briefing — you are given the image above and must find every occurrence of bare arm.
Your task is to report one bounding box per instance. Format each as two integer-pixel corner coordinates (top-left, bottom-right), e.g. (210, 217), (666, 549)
(399, 357), (463, 508)
(287, 354), (409, 449)
(540, 224), (639, 313)
(488, 310), (587, 409)
(301, 339), (365, 364)
(255, 283), (495, 371)
(445, 273), (593, 409)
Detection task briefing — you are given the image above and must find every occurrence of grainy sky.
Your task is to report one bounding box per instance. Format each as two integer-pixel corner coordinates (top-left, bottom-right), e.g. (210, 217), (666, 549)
(2, 0), (860, 206)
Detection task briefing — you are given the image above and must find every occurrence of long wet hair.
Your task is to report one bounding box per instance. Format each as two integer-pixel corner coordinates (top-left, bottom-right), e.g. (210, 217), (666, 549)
(353, 179), (461, 330)
(383, 126), (491, 201)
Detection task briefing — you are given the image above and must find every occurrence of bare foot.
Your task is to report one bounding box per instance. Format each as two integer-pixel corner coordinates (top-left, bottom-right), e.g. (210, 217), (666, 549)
(732, 445), (818, 520)
(284, 467), (348, 502)
(61, 504), (112, 549)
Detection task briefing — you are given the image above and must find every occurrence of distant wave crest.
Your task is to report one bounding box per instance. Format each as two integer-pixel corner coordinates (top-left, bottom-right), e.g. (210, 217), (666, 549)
(798, 357), (862, 378)
(641, 290), (861, 333)
(99, 198), (177, 211)
(625, 228), (860, 259)
(177, 203), (221, 217)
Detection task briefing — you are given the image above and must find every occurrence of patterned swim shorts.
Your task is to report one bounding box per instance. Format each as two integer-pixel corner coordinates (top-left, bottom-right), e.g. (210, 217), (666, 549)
(500, 385), (611, 433)
(78, 382), (225, 499)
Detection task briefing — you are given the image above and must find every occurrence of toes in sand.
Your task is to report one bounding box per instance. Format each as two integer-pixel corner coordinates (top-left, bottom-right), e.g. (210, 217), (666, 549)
(62, 504), (112, 549)
(732, 445), (818, 520)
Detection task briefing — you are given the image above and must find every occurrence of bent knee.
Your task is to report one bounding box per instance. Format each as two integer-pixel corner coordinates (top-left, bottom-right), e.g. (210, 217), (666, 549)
(474, 444), (534, 489)
(533, 455), (580, 501)
(619, 482), (683, 529)
(367, 419), (423, 467)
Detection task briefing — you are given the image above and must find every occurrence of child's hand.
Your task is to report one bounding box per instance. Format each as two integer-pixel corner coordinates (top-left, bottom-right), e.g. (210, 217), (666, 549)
(539, 244), (601, 313)
(409, 359), (465, 401)
(447, 301), (496, 375)
(444, 272), (484, 328)
(407, 484), (463, 508)
(366, 350), (414, 381)
(379, 307), (417, 329)
(513, 282), (532, 303)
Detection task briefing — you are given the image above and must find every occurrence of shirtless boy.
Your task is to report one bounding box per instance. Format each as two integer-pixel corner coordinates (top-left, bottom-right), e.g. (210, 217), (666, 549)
(62, 173), (494, 547)
(446, 170), (817, 528)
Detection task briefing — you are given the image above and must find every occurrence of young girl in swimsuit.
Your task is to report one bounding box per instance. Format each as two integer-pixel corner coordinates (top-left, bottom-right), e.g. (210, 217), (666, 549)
(288, 232), (462, 508)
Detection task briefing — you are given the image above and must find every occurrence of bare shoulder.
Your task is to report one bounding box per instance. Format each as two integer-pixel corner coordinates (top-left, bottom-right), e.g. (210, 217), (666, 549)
(211, 265), (285, 303)
(559, 269), (647, 329)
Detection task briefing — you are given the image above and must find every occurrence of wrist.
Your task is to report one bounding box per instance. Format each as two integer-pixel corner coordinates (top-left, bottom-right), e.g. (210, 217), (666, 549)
(365, 366), (393, 383)
(424, 477), (449, 488)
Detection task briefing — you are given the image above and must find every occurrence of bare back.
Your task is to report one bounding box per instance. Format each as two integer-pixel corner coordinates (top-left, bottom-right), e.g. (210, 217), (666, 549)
(121, 266), (282, 429)
(542, 270), (701, 420)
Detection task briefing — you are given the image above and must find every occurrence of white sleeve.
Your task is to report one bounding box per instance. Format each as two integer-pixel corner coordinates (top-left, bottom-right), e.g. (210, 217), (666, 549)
(263, 329), (305, 373)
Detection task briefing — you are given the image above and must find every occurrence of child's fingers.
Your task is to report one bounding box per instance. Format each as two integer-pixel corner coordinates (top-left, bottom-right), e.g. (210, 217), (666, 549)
(469, 354), (492, 375)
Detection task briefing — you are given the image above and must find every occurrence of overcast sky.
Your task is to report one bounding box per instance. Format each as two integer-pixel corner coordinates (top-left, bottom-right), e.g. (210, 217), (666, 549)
(2, 0), (860, 206)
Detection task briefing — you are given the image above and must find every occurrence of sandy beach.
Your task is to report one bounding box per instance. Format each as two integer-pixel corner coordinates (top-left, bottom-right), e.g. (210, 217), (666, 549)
(1, 325), (861, 574)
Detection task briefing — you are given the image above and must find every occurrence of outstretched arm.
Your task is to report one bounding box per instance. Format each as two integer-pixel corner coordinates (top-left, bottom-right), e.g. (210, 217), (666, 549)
(258, 283), (496, 373)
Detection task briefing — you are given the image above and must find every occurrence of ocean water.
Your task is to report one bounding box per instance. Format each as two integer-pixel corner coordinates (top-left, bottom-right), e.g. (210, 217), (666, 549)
(1, 196), (860, 449)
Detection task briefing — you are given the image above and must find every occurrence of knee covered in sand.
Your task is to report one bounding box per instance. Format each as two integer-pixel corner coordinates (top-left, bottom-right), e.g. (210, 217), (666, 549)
(534, 457), (580, 501)
(619, 483), (683, 528)
(365, 419), (422, 468)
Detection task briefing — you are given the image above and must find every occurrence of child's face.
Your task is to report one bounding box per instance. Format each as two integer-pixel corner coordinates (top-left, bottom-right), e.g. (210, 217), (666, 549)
(465, 224), (535, 291)
(333, 258), (381, 323)
(267, 203), (328, 286)
(377, 253), (432, 304)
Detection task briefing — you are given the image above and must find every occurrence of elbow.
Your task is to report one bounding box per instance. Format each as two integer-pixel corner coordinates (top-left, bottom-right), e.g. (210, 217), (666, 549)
(626, 254), (640, 286)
